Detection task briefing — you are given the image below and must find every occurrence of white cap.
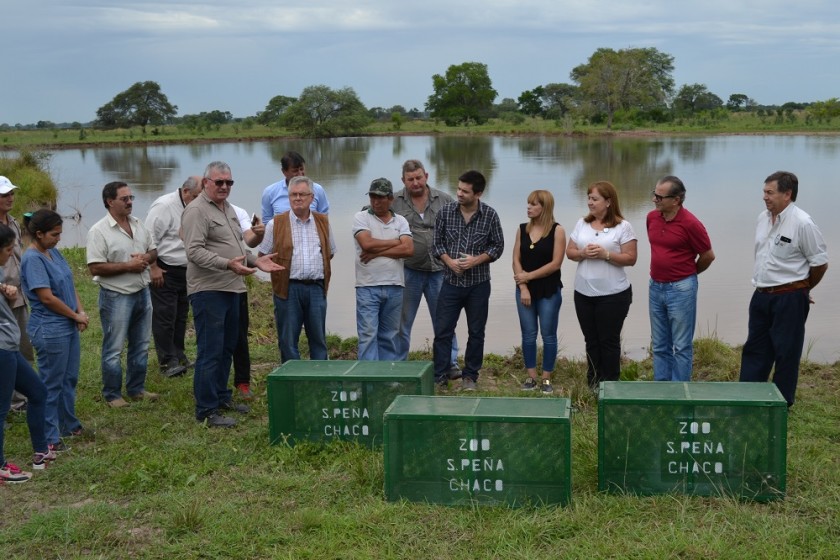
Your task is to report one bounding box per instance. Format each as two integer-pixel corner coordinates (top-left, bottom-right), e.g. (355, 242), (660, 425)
(0, 176), (19, 195)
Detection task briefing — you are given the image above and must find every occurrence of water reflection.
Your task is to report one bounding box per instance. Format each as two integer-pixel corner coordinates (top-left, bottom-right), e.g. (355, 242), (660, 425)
(427, 136), (496, 194)
(265, 137), (372, 180)
(93, 146), (179, 191)
(46, 135), (840, 363)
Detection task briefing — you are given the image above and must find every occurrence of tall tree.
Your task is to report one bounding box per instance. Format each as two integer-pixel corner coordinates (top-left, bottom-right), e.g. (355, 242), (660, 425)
(571, 47), (674, 129)
(541, 83), (579, 119)
(95, 81), (177, 133)
(518, 86), (545, 117)
(281, 85), (370, 137)
(257, 95), (297, 126)
(426, 62), (498, 126)
(673, 84), (724, 115)
(726, 93), (750, 111)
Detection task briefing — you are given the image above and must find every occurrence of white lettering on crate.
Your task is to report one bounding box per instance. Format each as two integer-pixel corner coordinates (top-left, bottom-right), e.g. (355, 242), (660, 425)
(446, 438), (504, 493)
(665, 420), (724, 476)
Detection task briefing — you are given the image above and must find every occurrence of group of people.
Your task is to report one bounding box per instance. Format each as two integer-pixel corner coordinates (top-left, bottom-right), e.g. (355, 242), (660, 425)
(0, 159), (828, 483)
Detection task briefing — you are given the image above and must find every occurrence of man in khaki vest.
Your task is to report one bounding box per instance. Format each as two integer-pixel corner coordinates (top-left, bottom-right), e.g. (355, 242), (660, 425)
(259, 176), (335, 363)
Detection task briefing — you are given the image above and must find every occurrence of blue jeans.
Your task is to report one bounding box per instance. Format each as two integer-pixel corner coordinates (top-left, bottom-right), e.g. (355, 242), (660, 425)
(515, 287), (562, 372)
(99, 287), (152, 401)
(649, 275), (698, 381)
(0, 349), (48, 465)
(30, 327), (82, 444)
(274, 281), (328, 363)
(356, 285), (403, 361)
(190, 291), (240, 420)
(398, 268), (458, 365)
(434, 280), (491, 381)
(739, 289), (810, 406)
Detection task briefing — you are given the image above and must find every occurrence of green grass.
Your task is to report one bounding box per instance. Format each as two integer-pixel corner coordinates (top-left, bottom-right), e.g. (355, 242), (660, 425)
(2, 249), (839, 558)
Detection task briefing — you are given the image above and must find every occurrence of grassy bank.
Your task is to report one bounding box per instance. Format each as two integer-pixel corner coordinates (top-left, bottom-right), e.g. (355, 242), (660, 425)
(2, 249), (839, 559)
(3, 112), (840, 150)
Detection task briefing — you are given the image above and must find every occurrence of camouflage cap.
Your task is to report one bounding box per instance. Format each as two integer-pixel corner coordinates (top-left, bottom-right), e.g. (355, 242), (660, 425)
(367, 178), (393, 197)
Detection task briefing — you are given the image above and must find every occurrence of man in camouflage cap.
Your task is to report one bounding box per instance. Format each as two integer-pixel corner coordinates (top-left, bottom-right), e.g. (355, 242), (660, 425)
(352, 178), (413, 360)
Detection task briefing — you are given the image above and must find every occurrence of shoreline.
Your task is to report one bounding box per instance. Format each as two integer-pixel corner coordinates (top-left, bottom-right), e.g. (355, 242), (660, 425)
(3, 128), (840, 153)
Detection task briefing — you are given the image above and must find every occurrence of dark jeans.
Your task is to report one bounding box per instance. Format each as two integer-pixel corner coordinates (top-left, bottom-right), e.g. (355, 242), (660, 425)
(233, 292), (251, 386)
(739, 288), (810, 407)
(574, 287), (632, 387)
(190, 291), (240, 420)
(433, 280), (491, 382)
(150, 262), (189, 367)
(0, 349), (48, 465)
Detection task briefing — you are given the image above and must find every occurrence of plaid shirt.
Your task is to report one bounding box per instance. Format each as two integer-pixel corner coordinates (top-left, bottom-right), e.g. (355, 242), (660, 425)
(433, 201), (504, 287)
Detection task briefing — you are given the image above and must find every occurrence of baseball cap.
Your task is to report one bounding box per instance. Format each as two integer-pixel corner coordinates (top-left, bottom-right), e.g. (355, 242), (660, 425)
(0, 176), (19, 195)
(367, 178), (393, 197)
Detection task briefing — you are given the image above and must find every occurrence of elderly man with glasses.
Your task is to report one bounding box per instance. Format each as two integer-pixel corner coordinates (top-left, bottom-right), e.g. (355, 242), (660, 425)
(646, 175), (715, 382)
(87, 182), (159, 408)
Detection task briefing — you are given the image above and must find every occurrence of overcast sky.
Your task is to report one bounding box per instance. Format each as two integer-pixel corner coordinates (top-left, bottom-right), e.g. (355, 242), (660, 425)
(3, 0), (839, 125)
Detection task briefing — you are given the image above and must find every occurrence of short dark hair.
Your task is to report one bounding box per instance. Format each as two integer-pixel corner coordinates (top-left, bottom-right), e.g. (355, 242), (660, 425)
(765, 171), (798, 201)
(0, 222), (14, 249)
(458, 170), (487, 194)
(281, 151), (306, 171)
(658, 175), (686, 204)
(102, 181), (128, 208)
(25, 209), (63, 237)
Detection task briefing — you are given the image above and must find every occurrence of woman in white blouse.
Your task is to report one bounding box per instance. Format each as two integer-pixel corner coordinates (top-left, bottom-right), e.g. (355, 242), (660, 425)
(566, 181), (637, 391)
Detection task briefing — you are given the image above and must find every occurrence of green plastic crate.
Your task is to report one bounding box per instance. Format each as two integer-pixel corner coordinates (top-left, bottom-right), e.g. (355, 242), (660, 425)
(268, 360), (434, 446)
(384, 395), (572, 506)
(598, 381), (787, 501)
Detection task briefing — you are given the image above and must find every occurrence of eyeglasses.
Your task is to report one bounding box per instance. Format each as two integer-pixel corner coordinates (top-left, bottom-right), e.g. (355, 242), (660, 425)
(289, 192), (313, 199)
(118, 195), (136, 202)
(207, 179), (235, 187)
(652, 192), (676, 202)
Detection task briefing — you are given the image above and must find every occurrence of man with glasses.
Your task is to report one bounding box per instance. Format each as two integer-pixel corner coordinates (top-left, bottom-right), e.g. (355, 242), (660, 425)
(739, 171), (828, 407)
(259, 176), (335, 363)
(181, 162), (283, 427)
(87, 182), (159, 407)
(647, 175), (715, 382)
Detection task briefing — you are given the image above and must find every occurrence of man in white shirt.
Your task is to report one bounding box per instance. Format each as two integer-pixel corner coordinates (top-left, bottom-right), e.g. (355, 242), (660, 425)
(739, 171), (828, 407)
(352, 178), (413, 361)
(145, 176), (204, 377)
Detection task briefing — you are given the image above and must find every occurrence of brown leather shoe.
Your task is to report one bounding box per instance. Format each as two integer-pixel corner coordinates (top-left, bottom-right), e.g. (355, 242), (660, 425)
(106, 397), (130, 408)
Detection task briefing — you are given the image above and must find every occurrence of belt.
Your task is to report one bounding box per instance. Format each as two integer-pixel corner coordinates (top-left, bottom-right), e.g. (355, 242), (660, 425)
(755, 279), (810, 294)
(290, 279), (323, 286)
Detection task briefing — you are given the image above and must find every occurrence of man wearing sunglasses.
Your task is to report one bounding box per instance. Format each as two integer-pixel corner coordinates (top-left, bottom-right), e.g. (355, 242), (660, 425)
(181, 161), (283, 427)
(647, 175), (715, 382)
(87, 182), (159, 407)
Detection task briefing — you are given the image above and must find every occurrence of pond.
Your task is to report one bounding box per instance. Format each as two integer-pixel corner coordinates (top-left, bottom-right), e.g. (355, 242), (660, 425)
(43, 134), (840, 363)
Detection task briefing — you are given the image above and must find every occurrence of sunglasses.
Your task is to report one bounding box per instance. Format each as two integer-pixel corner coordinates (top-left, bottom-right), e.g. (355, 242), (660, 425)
(652, 192), (676, 202)
(118, 195), (136, 202)
(207, 179), (235, 187)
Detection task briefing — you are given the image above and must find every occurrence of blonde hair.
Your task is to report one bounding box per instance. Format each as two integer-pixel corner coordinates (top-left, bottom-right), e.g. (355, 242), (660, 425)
(526, 190), (557, 238)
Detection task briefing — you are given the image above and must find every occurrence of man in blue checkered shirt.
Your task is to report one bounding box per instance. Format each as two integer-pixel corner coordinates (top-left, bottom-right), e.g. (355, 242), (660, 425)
(432, 170), (504, 390)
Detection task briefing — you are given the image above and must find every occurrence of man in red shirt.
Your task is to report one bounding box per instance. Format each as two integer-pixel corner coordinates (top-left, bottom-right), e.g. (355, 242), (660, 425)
(647, 176), (715, 381)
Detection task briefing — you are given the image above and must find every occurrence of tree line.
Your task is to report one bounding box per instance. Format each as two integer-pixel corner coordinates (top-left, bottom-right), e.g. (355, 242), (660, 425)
(6, 47), (840, 136)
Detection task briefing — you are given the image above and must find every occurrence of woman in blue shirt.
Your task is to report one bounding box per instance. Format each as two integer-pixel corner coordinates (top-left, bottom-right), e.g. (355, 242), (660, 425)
(21, 210), (89, 452)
